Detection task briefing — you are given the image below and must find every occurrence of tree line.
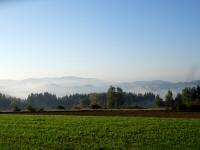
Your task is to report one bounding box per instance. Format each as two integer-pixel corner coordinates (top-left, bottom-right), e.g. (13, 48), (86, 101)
(1, 86), (200, 112)
(156, 86), (200, 111)
(0, 86), (155, 111)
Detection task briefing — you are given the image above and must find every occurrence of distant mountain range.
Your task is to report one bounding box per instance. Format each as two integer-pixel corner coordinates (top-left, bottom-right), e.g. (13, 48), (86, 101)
(0, 76), (200, 98)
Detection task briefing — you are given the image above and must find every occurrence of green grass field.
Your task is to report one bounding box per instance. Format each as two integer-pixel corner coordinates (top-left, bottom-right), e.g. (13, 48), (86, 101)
(0, 115), (200, 150)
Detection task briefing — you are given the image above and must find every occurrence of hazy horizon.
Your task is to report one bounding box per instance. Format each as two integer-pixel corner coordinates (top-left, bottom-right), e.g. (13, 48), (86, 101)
(0, 75), (199, 83)
(0, 0), (200, 82)
(0, 75), (200, 99)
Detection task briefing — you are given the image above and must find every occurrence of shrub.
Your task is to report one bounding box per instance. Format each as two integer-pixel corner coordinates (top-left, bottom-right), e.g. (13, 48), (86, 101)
(57, 105), (65, 110)
(90, 104), (102, 109)
(39, 108), (44, 112)
(26, 105), (36, 112)
(126, 106), (143, 109)
(73, 105), (82, 110)
(13, 106), (21, 112)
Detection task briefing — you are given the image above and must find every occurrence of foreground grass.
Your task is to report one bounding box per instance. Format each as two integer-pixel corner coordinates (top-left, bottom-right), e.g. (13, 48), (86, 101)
(0, 115), (200, 149)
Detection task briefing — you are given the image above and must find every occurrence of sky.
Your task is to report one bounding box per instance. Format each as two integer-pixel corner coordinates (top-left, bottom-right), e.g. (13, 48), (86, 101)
(0, 0), (200, 82)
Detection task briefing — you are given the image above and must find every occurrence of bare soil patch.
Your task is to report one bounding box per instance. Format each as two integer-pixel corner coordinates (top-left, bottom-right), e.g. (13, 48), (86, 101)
(1, 110), (200, 119)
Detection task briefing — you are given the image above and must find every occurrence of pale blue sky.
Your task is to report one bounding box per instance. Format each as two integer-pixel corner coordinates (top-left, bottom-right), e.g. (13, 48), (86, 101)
(0, 0), (200, 81)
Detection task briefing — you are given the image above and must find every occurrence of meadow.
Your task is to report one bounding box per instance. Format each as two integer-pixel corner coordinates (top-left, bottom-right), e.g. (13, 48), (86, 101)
(0, 115), (200, 150)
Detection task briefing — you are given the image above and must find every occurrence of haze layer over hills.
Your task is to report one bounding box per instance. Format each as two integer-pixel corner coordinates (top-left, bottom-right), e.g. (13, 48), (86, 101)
(0, 76), (199, 99)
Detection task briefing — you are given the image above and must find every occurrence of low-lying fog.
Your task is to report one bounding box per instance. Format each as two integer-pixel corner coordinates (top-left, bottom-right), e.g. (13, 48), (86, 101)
(0, 76), (199, 99)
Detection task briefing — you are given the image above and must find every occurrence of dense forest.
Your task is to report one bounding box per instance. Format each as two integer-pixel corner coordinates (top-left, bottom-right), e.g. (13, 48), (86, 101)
(156, 86), (200, 111)
(0, 86), (155, 111)
(0, 86), (200, 111)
